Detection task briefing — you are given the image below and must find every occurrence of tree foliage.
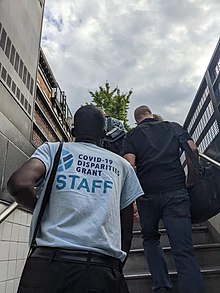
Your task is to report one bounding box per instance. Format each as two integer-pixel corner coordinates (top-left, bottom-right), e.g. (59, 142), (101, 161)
(89, 82), (132, 130)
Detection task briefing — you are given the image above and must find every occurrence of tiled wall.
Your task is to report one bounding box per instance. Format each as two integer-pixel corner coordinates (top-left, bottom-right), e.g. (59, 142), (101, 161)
(0, 203), (32, 293)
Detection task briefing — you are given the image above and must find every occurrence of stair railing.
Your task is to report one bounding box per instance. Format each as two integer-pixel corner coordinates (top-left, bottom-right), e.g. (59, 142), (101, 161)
(0, 201), (19, 224)
(199, 153), (220, 169)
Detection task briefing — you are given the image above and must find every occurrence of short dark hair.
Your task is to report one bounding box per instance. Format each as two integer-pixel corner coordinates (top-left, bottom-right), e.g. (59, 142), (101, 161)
(134, 105), (152, 122)
(72, 105), (106, 140)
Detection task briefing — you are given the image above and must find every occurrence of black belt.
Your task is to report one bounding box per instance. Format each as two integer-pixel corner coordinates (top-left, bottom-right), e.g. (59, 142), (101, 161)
(30, 247), (121, 271)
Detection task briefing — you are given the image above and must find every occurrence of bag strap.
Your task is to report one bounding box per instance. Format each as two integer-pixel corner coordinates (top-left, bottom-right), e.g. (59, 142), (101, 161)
(169, 122), (203, 174)
(30, 142), (63, 249)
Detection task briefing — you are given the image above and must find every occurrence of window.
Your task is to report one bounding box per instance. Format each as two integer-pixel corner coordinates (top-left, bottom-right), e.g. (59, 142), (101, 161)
(23, 65), (27, 84)
(15, 52), (19, 72)
(20, 93), (24, 105)
(38, 0), (44, 7)
(5, 37), (11, 58)
(27, 72), (31, 89)
(16, 87), (20, 100)
(24, 98), (28, 110)
(0, 28), (7, 50)
(6, 74), (12, 87)
(12, 81), (16, 94)
(28, 103), (31, 115)
(19, 59), (23, 79)
(10, 45), (15, 65)
(30, 77), (34, 95)
(1, 66), (6, 81)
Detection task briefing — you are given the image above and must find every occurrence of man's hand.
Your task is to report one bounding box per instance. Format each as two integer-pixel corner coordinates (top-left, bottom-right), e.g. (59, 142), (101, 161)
(7, 158), (46, 211)
(186, 139), (198, 189)
(133, 202), (139, 223)
(120, 203), (134, 267)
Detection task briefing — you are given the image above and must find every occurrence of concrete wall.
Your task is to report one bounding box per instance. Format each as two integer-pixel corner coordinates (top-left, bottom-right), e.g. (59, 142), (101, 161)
(0, 0), (44, 202)
(0, 112), (35, 203)
(0, 0), (44, 140)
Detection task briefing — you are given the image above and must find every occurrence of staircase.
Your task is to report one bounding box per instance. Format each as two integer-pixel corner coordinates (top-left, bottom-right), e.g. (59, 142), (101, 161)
(124, 222), (220, 292)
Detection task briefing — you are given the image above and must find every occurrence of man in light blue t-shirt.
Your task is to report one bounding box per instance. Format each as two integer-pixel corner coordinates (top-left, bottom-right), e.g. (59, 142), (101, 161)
(7, 105), (143, 293)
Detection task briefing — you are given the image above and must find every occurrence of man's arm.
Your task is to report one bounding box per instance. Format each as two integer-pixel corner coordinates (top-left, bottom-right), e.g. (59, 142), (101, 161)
(123, 153), (139, 224)
(186, 139), (198, 188)
(120, 203), (134, 267)
(7, 158), (46, 210)
(121, 153), (137, 267)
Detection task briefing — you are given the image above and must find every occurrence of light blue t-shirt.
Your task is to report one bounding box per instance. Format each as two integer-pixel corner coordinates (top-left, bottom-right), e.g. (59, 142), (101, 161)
(30, 142), (143, 261)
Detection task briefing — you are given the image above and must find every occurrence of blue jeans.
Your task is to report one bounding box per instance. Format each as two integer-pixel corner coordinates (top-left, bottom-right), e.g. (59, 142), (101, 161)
(137, 189), (204, 293)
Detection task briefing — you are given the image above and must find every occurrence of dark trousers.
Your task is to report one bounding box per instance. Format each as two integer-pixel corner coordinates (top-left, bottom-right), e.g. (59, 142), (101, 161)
(137, 189), (204, 293)
(17, 247), (129, 293)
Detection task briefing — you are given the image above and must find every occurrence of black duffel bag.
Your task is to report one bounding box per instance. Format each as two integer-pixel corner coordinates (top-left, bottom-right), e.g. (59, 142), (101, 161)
(188, 162), (220, 223)
(170, 122), (220, 224)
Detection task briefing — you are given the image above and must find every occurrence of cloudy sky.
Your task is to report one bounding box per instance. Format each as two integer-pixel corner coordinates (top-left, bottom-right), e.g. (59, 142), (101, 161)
(41, 0), (220, 127)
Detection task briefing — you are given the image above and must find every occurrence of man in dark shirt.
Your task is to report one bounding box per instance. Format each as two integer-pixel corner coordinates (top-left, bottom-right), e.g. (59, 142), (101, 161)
(123, 105), (204, 293)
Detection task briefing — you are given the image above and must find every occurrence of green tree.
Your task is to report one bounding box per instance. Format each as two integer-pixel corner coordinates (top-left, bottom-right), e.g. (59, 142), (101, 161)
(89, 82), (132, 130)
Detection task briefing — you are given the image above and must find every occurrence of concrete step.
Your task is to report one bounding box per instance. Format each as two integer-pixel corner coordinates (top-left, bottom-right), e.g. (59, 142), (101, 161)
(124, 243), (220, 274)
(133, 221), (206, 232)
(125, 267), (220, 293)
(131, 226), (214, 249)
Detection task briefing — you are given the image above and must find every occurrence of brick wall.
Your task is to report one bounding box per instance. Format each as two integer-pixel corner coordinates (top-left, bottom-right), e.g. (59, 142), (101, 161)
(32, 61), (73, 147)
(33, 107), (58, 142)
(37, 71), (51, 101)
(0, 203), (32, 293)
(36, 96), (63, 140)
(32, 129), (44, 147)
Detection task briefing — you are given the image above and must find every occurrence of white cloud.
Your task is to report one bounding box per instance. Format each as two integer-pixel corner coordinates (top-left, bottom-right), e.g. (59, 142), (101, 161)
(41, 0), (220, 126)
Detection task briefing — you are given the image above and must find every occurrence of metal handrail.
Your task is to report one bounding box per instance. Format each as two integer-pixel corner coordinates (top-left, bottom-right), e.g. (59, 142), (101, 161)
(199, 153), (220, 169)
(0, 201), (19, 224)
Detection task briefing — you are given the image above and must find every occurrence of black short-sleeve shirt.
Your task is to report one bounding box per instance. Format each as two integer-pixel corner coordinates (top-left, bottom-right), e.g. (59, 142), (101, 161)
(122, 118), (192, 193)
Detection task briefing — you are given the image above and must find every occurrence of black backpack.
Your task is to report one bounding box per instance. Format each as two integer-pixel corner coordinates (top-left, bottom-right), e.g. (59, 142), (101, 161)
(102, 127), (125, 156)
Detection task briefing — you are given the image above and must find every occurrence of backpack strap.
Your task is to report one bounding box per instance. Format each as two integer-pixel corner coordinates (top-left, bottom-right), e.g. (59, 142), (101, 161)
(29, 142), (63, 250)
(169, 122), (203, 174)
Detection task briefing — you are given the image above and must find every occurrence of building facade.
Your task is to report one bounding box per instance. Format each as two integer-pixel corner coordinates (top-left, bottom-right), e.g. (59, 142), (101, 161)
(0, 0), (45, 203)
(183, 38), (220, 235)
(33, 48), (73, 147)
(184, 38), (220, 160)
(0, 0), (45, 140)
(0, 1), (45, 291)
(0, 1), (73, 292)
